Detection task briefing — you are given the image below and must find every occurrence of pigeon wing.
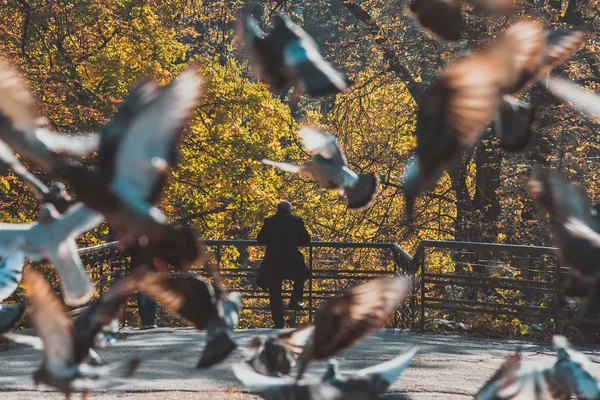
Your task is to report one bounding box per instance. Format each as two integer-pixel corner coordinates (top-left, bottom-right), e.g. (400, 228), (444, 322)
(299, 128), (347, 166)
(23, 269), (76, 372)
(262, 158), (304, 174)
(110, 67), (201, 205)
(0, 140), (49, 199)
(0, 253), (25, 301)
(0, 56), (42, 127)
(545, 77), (600, 119)
(137, 269), (216, 330)
(73, 269), (141, 362)
(309, 277), (409, 361)
(2, 332), (43, 349)
(276, 324), (316, 358)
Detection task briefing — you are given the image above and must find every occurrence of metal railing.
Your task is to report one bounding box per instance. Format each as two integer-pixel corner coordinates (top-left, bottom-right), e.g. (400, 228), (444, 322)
(77, 240), (415, 328)
(76, 238), (599, 338)
(413, 240), (600, 339)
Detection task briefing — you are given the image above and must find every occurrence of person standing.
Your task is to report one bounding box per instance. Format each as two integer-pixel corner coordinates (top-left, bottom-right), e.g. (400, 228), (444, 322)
(129, 243), (160, 330)
(257, 201), (311, 329)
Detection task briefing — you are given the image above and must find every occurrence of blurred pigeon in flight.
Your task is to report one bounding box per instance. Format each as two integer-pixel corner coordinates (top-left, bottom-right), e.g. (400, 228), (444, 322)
(529, 169), (600, 317)
(0, 303), (25, 334)
(477, 336), (600, 399)
(0, 140), (75, 213)
(0, 60), (203, 269)
(239, 14), (350, 100)
(137, 265), (242, 368)
(8, 269), (140, 398)
(0, 202), (101, 305)
(234, 347), (417, 400)
(244, 276), (409, 379)
(404, 20), (589, 216)
(263, 127), (379, 209)
(410, 0), (514, 41)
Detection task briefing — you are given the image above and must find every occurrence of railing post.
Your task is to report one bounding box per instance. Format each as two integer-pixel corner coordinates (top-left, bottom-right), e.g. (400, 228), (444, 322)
(420, 246), (426, 331)
(392, 248), (399, 329)
(309, 244), (313, 322)
(216, 245), (221, 271)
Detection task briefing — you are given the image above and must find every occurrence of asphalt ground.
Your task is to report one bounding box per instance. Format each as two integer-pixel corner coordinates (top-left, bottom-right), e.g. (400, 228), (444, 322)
(1, 328), (599, 399)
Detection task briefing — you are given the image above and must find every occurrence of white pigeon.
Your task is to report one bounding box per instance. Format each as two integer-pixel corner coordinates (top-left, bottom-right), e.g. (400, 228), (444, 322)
(0, 202), (102, 305)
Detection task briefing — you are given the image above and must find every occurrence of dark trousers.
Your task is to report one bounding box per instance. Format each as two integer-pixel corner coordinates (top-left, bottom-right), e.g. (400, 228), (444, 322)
(138, 292), (157, 326)
(269, 278), (305, 328)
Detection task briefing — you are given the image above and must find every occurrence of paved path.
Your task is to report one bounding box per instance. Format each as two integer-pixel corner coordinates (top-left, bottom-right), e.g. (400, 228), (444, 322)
(1, 328), (600, 399)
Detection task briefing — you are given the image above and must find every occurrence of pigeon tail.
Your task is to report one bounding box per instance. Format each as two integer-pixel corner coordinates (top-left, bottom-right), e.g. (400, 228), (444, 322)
(197, 329), (237, 368)
(0, 304), (25, 333)
(494, 97), (537, 151)
(344, 172), (379, 209)
(403, 157), (421, 219)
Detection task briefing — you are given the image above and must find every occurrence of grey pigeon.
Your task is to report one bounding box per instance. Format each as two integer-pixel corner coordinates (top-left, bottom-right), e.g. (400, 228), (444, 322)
(243, 276), (410, 379)
(0, 202), (102, 305)
(234, 348), (416, 400)
(404, 20), (589, 217)
(263, 127), (379, 209)
(0, 61), (203, 269)
(0, 303), (25, 333)
(239, 14), (350, 99)
(529, 169), (600, 317)
(136, 265), (242, 368)
(476, 336), (599, 399)
(10, 269), (139, 398)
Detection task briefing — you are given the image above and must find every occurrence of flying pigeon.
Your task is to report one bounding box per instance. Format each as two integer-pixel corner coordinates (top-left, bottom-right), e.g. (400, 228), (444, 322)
(244, 276), (410, 379)
(0, 202), (102, 305)
(404, 20), (589, 217)
(239, 14), (350, 99)
(262, 127), (379, 209)
(409, 0), (514, 41)
(477, 336), (599, 399)
(8, 269), (140, 398)
(0, 60), (203, 269)
(136, 265), (242, 368)
(234, 348), (417, 400)
(322, 347), (418, 395)
(0, 140), (75, 213)
(0, 303), (25, 333)
(232, 362), (343, 400)
(528, 169), (600, 317)
(4, 270), (139, 365)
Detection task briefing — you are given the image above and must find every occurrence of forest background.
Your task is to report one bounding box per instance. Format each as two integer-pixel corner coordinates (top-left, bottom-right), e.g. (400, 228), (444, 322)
(0, 0), (599, 333)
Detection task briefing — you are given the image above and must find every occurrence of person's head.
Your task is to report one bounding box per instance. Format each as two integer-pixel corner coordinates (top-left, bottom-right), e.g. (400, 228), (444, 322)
(276, 201), (292, 214)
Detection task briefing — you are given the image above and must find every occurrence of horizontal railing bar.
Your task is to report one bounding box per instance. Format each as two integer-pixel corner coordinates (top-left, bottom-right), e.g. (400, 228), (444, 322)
(423, 273), (558, 287)
(420, 240), (557, 256)
(424, 297), (558, 313)
(423, 279), (559, 293)
(424, 303), (563, 318)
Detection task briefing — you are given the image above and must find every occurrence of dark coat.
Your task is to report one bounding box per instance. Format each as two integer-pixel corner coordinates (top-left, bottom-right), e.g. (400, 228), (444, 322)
(256, 210), (311, 290)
